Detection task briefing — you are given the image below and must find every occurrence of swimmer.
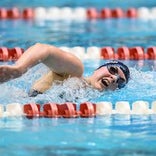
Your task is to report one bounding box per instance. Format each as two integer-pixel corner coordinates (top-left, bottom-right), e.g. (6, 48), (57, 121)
(0, 43), (130, 97)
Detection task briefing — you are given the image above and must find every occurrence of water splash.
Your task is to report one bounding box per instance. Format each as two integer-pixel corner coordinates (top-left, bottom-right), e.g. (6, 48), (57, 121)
(34, 77), (101, 104)
(98, 67), (156, 105)
(0, 64), (156, 105)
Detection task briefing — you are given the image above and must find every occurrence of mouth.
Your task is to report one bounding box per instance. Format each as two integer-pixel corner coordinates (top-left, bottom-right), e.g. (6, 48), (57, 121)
(101, 78), (109, 87)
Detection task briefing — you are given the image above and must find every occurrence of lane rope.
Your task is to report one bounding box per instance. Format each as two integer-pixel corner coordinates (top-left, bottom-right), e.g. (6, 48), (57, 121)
(0, 7), (156, 20)
(56, 46), (156, 60)
(0, 100), (156, 118)
(1, 46), (156, 61)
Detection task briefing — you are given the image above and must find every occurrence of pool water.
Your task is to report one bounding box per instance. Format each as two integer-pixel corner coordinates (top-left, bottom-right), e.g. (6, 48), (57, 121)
(1, 0), (156, 156)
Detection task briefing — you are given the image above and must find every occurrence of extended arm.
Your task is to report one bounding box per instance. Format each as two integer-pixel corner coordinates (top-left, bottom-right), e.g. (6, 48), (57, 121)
(0, 43), (84, 83)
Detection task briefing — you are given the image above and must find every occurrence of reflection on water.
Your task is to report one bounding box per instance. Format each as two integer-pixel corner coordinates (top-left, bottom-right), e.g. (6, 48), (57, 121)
(0, 115), (156, 155)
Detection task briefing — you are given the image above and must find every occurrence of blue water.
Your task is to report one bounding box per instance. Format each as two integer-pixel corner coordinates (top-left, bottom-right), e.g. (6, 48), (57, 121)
(0, 1), (156, 156)
(1, 0), (156, 9)
(1, 19), (156, 49)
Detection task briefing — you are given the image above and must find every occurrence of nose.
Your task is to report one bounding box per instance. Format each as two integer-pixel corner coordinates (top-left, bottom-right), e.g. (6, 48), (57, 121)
(110, 74), (119, 83)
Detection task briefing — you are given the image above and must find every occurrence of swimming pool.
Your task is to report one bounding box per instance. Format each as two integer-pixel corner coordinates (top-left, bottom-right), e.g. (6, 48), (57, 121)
(1, 0), (156, 156)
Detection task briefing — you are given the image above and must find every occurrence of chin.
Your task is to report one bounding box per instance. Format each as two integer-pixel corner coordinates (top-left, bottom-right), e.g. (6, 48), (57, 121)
(92, 82), (105, 91)
(96, 86), (106, 92)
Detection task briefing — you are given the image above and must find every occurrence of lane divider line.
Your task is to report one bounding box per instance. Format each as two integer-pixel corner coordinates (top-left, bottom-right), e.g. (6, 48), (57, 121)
(1, 100), (156, 119)
(0, 7), (156, 20)
(1, 46), (156, 61)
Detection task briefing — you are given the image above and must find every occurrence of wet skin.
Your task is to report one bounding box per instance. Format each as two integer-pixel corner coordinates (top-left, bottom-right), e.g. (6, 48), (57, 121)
(86, 66), (126, 91)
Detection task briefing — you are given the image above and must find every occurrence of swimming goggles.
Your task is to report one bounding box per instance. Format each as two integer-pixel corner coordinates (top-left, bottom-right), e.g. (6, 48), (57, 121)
(106, 65), (126, 89)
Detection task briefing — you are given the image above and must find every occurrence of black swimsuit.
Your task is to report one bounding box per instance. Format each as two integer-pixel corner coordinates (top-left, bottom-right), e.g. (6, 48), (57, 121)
(28, 89), (43, 97)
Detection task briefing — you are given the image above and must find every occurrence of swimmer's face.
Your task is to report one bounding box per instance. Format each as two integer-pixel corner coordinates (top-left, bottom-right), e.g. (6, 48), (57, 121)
(90, 65), (126, 91)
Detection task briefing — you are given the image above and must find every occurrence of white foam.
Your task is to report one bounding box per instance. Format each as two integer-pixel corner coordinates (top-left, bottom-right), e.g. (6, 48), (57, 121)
(44, 77), (101, 103)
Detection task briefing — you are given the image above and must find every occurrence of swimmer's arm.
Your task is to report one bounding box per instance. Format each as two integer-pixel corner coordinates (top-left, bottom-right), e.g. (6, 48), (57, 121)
(15, 43), (84, 77)
(30, 71), (69, 94)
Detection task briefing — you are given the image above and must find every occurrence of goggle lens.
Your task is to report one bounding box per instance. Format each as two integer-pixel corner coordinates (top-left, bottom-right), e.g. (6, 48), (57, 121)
(107, 65), (126, 88)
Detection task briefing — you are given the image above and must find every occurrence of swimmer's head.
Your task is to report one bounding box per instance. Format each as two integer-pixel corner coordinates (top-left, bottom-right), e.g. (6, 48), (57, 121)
(101, 60), (130, 83)
(97, 60), (130, 89)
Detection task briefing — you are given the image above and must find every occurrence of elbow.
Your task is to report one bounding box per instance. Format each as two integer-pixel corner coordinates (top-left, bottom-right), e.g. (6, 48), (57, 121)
(34, 42), (43, 48)
(34, 43), (49, 49)
(33, 43), (53, 56)
(34, 42), (53, 49)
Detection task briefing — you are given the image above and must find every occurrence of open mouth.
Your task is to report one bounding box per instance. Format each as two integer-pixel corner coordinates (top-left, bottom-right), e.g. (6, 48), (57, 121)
(101, 79), (109, 87)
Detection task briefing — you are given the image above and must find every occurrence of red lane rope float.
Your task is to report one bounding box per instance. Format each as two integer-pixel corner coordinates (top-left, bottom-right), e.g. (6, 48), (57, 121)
(79, 102), (96, 118)
(126, 8), (137, 18)
(100, 8), (112, 19)
(23, 102), (97, 119)
(0, 7), (34, 20)
(117, 46), (130, 60)
(23, 103), (41, 119)
(0, 47), (24, 61)
(0, 47), (9, 61)
(87, 7), (134, 19)
(146, 47), (156, 60)
(8, 47), (24, 61)
(101, 46), (115, 59)
(58, 102), (78, 118)
(22, 8), (34, 19)
(111, 8), (125, 18)
(0, 8), (7, 19)
(7, 7), (20, 19)
(86, 8), (99, 19)
(43, 103), (61, 118)
(129, 46), (144, 60)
